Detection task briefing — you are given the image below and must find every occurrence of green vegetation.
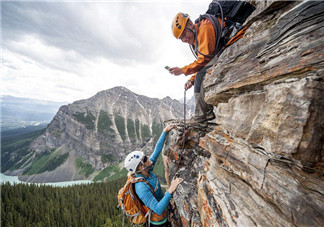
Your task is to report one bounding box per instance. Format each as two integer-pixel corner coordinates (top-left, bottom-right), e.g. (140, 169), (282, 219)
(73, 110), (96, 130)
(1, 129), (44, 172)
(141, 124), (151, 141)
(93, 163), (128, 182)
(152, 120), (163, 143)
(22, 151), (51, 175)
(101, 154), (117, 164)
(98, 110), (115, 137)
(13, 152), (34, 170)
(153, 155), (166, 184)
(114, 113), (126, 141)
(1, 178), (131, 227)
(127, 118), (136, 142)
(75, 157), (95, 177)
(135, 119), (140, 140)
(51, 129), (62, 138)
(100, 141), (110, 150)
(1, 125), (46, 140)
(23, 151), (69, 175)
(43, 153), (69, 172)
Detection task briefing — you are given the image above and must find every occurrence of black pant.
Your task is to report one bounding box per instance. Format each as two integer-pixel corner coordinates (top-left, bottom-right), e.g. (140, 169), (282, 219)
(194, 65), (213, 93)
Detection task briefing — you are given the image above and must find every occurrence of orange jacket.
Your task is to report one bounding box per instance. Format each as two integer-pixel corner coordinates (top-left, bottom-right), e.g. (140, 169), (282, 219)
(182, 18), (246, 82)
(181, 18), (218, 82)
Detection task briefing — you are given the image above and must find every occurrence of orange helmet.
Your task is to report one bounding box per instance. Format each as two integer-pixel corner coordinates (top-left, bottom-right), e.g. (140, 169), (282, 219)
(172, 12), (190, 39)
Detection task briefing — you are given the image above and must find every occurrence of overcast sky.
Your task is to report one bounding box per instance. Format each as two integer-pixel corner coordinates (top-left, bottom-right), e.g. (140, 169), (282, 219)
(2, 0), (210, 103)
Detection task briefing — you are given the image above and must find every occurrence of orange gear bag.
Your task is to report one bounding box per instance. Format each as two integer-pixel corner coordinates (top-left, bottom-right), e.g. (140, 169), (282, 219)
(118, 176), (168, 225)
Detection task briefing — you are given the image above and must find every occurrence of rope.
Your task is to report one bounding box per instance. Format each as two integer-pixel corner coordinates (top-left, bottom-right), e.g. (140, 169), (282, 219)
(176, 89), (186, 171)
(182, 89), (186, 153)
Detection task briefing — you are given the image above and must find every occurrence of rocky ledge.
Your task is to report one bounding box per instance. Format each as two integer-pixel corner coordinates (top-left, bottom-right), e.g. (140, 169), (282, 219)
(162, 1), (324, 226)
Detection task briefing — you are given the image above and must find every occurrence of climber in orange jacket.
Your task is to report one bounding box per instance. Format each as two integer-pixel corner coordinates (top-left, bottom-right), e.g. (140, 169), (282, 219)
(169, 11), (249, 127)
(168, 12), (219, 127)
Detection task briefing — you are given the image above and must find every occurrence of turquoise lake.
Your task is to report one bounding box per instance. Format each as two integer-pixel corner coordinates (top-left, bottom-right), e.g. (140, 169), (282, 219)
(0, 173), (92, 187)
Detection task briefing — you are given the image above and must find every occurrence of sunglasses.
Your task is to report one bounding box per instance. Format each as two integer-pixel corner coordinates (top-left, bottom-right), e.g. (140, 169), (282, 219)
(143, 156), (148, 163)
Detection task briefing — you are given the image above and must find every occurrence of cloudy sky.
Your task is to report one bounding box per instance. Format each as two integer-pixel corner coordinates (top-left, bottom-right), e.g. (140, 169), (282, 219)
(2, 0), (210, 103)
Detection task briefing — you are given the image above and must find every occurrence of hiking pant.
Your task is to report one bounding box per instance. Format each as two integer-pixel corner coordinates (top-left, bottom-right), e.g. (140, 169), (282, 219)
(193, 64), (214, 119)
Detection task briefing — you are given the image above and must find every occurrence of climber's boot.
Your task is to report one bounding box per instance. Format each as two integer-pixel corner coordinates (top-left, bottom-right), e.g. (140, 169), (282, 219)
(195, 92), (215, 121)
(186, 93), (210, 127)
(206, 110), (216, 121)
(186, 116), (208, 128)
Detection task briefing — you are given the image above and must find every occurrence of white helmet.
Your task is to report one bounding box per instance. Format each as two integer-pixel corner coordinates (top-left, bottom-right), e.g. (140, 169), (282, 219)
(124, 151), (144, 174)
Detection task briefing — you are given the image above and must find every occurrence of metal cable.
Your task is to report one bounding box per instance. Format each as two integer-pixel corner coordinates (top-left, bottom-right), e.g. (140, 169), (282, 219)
(176, 89), (186, 172)
(182, 89), (186, 153)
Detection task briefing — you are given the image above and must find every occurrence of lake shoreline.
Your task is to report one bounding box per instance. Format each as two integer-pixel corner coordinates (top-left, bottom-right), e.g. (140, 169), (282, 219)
(0, 173), (92, 187)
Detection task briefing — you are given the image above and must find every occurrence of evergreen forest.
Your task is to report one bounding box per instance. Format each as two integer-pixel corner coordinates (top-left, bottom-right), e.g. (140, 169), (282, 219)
(1, 117), (166, 227)
(1, 178), (132, 227)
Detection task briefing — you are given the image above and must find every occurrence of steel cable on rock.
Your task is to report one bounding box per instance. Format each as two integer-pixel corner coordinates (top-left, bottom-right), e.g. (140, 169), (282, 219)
(175, 89), (186, 173)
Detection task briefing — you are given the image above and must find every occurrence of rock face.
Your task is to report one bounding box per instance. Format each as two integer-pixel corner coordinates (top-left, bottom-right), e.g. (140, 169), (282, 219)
(13, 86), (183, 182)
(163, 1), (324, 226)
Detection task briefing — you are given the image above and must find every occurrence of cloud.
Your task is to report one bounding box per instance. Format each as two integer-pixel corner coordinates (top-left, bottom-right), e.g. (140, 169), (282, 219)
(2, 2), (174, 65)
(2, 1), (207, 102)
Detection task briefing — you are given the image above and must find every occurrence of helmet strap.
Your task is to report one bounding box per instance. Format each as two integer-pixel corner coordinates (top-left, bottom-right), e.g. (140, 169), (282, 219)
(187, 27), (195, 35)
(185, 20), (195, 36)
(135, 161), (150, 174)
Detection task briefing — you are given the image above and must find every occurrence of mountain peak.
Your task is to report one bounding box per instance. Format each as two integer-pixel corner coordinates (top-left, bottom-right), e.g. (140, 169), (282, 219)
(10, 85), (184, 183)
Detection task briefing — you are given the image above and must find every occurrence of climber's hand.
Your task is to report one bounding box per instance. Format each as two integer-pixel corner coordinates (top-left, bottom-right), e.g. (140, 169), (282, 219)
(169, 67), (184, 76)
(184, 81), (193, 90)
(164, 124), (175, 133)
(168, 177), (184, 194)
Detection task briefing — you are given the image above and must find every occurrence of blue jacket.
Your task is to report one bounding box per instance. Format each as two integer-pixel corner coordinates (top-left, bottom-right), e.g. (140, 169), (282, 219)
(135, 131), (172, 216)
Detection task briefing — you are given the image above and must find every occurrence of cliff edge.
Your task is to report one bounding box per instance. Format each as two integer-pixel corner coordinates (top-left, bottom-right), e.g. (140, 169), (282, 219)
(162, 1), (324, 226)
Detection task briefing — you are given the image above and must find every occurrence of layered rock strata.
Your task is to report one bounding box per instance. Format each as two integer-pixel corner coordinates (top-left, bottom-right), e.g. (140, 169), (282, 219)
(163, 1), (324, 226)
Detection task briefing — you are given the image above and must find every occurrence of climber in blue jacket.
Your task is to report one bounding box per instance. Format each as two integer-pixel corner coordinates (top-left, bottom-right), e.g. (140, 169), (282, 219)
(124, 124), (183, 227)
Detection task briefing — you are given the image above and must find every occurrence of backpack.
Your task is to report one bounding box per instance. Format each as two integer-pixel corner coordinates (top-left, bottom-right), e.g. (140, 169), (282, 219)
(206, 0), (256, 25)
(191, 0), (255, 58)
(117, 176), (155, 225)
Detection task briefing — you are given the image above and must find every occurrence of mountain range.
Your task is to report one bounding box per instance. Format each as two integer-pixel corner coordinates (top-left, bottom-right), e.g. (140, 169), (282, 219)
(1, 95), (67, 131)
(3, 86), (185, 182)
